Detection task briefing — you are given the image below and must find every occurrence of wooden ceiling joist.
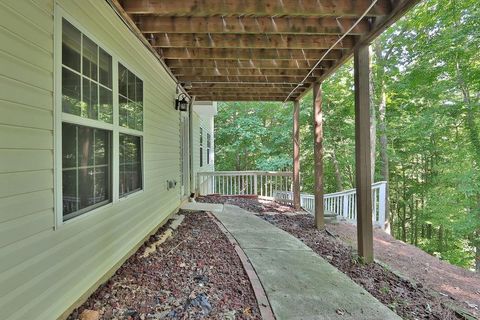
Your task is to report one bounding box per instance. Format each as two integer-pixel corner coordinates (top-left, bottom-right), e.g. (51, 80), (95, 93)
(165, 59), (328, 70)
(159, 48), (343, 60)
(188, 90), (296, 98)
(172, 68), (322, 77)
(189, 83), (300, 89)
(176, 75), (316, 83)
(194, 96), (291, 101)
(192, 92), (294, 97)
(138, 16), (369, 35)
(122, 0), (391, 17)
(187, 87), (300, 94)
(111, 0), (419, 102)
(151, 34), (356, 50)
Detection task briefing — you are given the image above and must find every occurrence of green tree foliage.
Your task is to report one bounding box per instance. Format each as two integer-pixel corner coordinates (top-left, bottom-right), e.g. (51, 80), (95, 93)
(214, 102), (293, 171)
(214, 0), (479, 271)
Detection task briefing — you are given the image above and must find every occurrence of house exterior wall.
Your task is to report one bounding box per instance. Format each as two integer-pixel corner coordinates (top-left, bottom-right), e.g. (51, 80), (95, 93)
(191, 102), (216, 193)
(0, 0), (188, 319)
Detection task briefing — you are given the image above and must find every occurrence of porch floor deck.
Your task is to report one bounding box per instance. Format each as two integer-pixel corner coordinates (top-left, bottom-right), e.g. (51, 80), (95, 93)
(182, 202), (400, 320)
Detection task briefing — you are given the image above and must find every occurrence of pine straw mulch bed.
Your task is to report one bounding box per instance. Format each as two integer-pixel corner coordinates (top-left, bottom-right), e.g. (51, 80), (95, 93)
(68, 211), (261, 320)
(197, 195), (464, 320)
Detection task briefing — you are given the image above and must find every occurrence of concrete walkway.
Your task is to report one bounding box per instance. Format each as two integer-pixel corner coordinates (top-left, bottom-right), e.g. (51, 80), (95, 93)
(213, 204), (400, 320)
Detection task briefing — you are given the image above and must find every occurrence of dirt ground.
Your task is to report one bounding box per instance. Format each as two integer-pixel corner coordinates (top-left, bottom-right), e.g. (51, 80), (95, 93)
(68, 212), (261, 320)
(327, 221), (480, 318)
(198, 196), (477, 319)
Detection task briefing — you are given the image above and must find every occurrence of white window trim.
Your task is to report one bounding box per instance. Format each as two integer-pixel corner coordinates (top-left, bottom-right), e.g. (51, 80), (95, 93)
(206, 132), (212, 165)
(54, 5), (145, 229)
(199, 127), (204, 168)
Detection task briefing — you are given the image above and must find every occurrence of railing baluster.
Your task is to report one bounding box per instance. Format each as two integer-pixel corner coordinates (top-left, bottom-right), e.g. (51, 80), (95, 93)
(196, 173), (386, 230)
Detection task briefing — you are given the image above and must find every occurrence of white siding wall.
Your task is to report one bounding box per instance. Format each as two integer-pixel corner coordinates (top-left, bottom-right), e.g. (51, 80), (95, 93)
(191, 110), (215, 193)
(0, 1), (184, 319)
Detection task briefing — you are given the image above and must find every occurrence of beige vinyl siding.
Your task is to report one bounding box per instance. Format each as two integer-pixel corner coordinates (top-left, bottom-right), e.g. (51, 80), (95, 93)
(191, 110), (215, 192)
(0, 1), (182, 319)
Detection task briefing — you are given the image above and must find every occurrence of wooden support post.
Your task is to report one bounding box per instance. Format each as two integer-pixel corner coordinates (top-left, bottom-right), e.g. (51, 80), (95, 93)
(293, 100), (301, 210)
(354, 44), (374, 263)
(313, 82), (324, 229)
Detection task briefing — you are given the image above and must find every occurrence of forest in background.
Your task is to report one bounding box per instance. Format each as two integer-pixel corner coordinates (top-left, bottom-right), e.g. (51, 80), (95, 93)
(213, 0), (479, 271)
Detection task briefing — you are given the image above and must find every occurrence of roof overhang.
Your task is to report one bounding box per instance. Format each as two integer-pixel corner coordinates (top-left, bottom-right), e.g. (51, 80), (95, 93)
(109, 0), (420, 102)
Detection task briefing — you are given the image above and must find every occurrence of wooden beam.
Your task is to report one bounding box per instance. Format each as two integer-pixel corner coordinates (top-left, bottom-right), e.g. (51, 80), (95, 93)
(159, 48), (343, 60)
(190, 83), (299, 89)
(165, 59), (329, 69)
(187, 88), (299, 95)
(194, 96), (289, 101)
(193, 91), (296, 97)
(177, 75), (316, 83)
(172, 68), (322, 77)
(293, 100), (301, 210)
(138, 16), (369, 35)
(313, 82), (324, 229)
(354, 44), (373, 263)
(189, 92), (299, 98)
(122, 0), (391, 17)
(151, 34), (355, 50)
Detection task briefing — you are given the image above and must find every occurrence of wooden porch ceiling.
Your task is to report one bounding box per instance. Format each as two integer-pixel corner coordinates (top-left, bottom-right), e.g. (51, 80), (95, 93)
(112, 0), (419, 102)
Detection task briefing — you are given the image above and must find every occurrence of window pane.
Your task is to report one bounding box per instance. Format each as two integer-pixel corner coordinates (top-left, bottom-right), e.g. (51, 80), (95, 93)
(62, 123), (111, 220)
(119, 134), (142, 197)
(135, 103), (143, 131)
(99, 48), (112, 88)
(99, 87), (113, 124)
(118, 64), (143, 131)
(62, 19), (81, 72)
(94, 167), (109, 203)
(62, 68), (81, 115)
(118, 64), (128, 97)
(135, 79), (143, 105)
(62, 123), (77, 168)
(127, 103), (136, 130)
(94, 128), (109, 165)
(78, 166), (94, 209)
(119, 95), (128, 128)
(82, 78), (98, 120)
(82, 35), (98, 80)
(63, 169), (78, 215)
(77, 125), (95, 167)
(128, 71), (136, 100)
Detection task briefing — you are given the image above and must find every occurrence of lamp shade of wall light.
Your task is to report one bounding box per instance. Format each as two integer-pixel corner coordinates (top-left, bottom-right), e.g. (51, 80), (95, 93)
(175, 93), (189, 112)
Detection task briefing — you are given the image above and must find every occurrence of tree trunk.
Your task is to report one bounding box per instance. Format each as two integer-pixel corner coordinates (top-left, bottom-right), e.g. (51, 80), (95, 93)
(455, 61), (480, 272)
(414, 200), (419, 246)
(476, 232), (480, 272)
(438, 225), (444, 253)
(401, 166), (407, 242)
(426, 223), (432, 240)
(330, 147), (343, 191)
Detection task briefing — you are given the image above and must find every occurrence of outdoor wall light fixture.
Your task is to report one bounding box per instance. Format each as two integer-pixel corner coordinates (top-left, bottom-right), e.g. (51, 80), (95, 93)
(175, 93), (189, 112)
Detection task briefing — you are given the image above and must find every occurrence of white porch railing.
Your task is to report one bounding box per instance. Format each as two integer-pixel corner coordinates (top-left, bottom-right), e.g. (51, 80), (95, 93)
(275, 181), (387, 229)
(197, 171), (293, 197)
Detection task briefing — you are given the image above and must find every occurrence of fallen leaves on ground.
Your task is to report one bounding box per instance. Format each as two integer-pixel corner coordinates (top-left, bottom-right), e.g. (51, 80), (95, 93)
(68, 212), (261, 320)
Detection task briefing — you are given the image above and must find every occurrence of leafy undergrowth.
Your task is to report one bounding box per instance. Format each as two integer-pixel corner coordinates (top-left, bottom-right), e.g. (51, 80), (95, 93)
(197, 196), (461, 320)
(68, 212), (261, 320)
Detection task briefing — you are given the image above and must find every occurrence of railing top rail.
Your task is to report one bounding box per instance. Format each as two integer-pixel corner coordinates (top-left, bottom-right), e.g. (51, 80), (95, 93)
(321, 181), (387, 198)
(198, 171), (293, 176)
